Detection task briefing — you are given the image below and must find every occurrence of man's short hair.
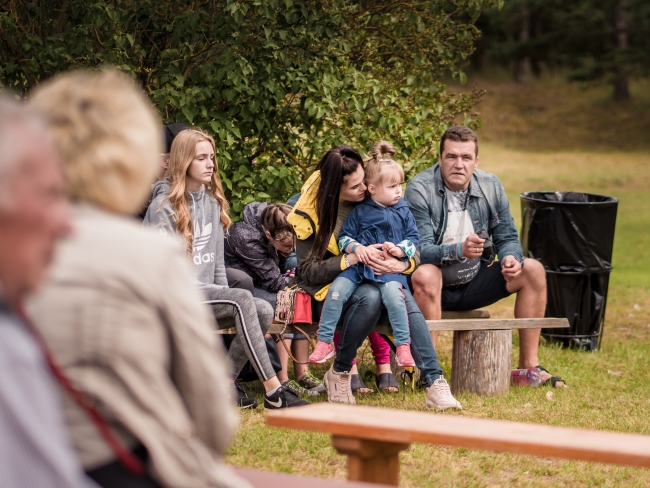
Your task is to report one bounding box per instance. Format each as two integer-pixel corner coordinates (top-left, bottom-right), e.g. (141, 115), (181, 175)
(29, 70), (163, 214)
(0, 96), (49, 209)
(439, 126), (479, 158)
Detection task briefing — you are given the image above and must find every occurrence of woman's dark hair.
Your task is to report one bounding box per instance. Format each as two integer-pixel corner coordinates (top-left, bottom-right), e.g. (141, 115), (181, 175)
(304, 145), (364, 265)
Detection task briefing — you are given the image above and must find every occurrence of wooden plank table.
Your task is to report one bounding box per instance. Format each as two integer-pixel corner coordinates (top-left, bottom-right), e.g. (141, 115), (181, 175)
(267, 404), (650, 486)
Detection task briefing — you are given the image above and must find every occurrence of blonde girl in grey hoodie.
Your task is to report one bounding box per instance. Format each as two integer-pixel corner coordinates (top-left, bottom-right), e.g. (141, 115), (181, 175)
(144, 129), (308, 410)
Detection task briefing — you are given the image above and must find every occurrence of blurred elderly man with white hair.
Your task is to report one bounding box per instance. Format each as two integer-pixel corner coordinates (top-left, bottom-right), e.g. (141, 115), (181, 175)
(0, 96), (95, 487)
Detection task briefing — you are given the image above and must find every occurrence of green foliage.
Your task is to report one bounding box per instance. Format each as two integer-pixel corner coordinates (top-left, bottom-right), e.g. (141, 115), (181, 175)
(0, 0), (499, 217)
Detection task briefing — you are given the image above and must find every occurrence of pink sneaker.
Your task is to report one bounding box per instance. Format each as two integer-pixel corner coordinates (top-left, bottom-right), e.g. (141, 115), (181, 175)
(309, 341), (336, 364)
(395, 344), (415, 367)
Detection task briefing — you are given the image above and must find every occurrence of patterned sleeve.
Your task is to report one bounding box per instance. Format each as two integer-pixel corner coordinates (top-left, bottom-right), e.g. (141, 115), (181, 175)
(396, 239), (416, 259)
(338, 206), (362, 253)
(338, 235), (358, 254)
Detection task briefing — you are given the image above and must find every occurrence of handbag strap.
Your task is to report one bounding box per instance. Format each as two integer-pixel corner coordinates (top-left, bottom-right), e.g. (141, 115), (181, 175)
(272, 325), (316, 365)
(17, 304), (146, 477)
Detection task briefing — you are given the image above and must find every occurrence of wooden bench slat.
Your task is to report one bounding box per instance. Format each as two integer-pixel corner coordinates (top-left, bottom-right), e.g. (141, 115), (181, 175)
(214, 322), (319, 335)
(235, 467), (391, 487)
(426, 317), (569, 331)
(442, 309), (490, 319)
(215, 317), (569, 335)
(267, 404), (650, 469)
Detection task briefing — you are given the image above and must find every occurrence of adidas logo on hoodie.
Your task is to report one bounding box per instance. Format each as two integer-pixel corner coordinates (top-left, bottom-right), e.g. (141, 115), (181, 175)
(193, 222), (215, 265)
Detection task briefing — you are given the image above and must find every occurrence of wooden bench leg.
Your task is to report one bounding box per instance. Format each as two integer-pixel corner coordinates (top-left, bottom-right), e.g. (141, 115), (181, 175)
(331, 436), (409, 486)
(451, 329), (512, 396)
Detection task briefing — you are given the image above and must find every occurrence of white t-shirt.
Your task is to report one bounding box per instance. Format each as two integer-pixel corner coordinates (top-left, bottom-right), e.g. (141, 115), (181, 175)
(441, 187), (481, 286)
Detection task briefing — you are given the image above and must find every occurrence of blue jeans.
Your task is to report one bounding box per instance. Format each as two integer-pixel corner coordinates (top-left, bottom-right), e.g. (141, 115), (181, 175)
(315, 283), (443, 388)
(319, 277), (411, 346)
(279, 252), (298, 274)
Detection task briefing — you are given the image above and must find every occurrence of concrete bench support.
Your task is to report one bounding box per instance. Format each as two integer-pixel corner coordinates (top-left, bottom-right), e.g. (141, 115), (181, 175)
(452, 329), (512, 396)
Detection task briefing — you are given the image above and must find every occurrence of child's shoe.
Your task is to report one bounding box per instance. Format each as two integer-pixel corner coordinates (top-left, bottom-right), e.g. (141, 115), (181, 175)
(395, 344), (415, 367)
(308, 340), (336, 364)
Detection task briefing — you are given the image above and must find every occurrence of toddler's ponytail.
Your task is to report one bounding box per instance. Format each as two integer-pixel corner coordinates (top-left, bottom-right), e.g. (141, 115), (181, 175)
(365, 140), (403, 185)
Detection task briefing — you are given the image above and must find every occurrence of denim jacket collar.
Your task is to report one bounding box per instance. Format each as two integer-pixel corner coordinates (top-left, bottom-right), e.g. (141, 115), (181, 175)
(404, 162), (524, 267)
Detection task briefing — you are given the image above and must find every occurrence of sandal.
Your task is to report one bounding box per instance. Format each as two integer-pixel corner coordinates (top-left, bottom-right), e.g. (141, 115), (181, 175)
(536, 365), (567, 388)
(376, 372), (399, 393)
(351, 374), (374, 394)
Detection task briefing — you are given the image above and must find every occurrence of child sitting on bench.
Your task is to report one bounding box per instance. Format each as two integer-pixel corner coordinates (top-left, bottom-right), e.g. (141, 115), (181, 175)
(309, 141), (420, 367)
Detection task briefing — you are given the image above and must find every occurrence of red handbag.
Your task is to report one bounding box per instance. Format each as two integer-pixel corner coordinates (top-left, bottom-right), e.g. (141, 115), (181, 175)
(274, 286), (312, 324)
(273, 286), (314, 364)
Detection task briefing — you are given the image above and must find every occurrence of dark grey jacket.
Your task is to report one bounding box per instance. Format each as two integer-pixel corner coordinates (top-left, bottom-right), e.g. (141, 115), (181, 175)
(224, 202), (290, 292)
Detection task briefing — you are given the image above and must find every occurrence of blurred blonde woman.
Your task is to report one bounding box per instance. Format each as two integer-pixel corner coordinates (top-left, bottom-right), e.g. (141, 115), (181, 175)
(27, 70), (250, 488)
(143, 128), (308, 409)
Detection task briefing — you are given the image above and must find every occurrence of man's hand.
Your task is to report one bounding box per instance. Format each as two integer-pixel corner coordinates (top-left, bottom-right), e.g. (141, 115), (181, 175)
(365, 244), (406, 275)
(501, 255), (522, 282)
(461, 234), (486, 259)
(383, 242), (405, 258)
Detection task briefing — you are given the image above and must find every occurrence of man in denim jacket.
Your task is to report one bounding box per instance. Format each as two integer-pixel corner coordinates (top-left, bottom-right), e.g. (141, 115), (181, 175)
(405, 126), (558, 385)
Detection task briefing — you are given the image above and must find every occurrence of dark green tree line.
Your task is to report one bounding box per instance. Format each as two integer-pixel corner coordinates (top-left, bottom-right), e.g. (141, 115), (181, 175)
(0, 0), (499, 214)
(475, 0), (650, 100)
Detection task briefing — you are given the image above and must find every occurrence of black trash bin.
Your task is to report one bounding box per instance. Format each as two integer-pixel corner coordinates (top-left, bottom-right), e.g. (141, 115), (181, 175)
(520, 191), (618, 350)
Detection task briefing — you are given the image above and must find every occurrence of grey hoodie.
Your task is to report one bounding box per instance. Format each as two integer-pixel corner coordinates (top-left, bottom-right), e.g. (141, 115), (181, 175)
(144, 178), (228, 289)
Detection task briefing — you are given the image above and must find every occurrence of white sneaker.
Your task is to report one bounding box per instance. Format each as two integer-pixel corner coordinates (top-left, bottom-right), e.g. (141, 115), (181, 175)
(425, 378), (462, 410)
(323, 365), (356, 404)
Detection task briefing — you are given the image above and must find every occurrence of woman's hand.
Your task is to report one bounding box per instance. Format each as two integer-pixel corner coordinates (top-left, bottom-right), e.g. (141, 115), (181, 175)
(365, 244), (406, 275)
(346, 252), (360, 266)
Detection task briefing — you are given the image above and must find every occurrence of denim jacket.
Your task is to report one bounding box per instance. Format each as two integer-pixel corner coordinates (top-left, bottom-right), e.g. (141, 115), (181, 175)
(404, 163), (524, 267)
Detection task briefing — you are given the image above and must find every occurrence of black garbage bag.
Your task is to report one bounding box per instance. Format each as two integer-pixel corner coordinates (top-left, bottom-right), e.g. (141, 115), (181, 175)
(520, 191), (618, 350)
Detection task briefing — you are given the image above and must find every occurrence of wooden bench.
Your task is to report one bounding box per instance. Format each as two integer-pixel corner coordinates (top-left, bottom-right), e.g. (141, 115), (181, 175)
(267, 403), (650, 486)
(212, 306), (568, 396)
(235, 467), (391, 487)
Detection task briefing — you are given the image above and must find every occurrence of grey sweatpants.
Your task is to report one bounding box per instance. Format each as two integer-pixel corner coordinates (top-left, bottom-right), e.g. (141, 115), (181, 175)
(204, 287), (275, 381)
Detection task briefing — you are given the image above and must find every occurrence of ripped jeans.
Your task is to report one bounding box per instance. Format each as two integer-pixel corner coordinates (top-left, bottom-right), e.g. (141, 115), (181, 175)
(318, 277), (411, 346)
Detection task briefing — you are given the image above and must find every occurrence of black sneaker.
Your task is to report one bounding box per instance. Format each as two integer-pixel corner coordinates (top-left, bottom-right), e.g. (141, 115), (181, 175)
(234, 381), (258, 409)
(264, 385), (310, 409)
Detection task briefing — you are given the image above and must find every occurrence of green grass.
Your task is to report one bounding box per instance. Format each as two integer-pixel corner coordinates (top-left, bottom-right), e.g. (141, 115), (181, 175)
(225, 76), (650, 486)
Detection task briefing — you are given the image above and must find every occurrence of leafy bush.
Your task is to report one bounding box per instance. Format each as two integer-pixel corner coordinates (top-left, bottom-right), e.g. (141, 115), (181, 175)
(1, 0), (499, 216)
